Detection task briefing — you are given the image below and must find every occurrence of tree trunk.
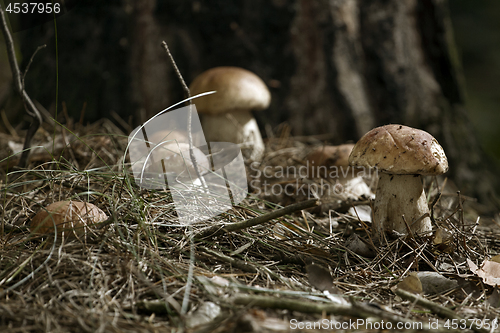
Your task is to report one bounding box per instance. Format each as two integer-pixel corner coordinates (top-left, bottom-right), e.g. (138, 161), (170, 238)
(14, 0), (498, 210)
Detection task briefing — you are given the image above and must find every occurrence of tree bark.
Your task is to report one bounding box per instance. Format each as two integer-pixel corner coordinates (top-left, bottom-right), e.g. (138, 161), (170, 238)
(13, 0), (498, 210)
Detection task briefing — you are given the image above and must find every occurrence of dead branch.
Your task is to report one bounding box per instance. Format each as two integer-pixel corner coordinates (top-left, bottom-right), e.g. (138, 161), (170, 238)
(395, 289), (490, 333)
(161, 41), (204, 186)
(0, 4), (44, 168)
(194, 198), (320, 239)
(232, 294), (413, 325)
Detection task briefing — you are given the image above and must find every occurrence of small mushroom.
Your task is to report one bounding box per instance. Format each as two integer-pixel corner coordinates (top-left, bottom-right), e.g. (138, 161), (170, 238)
(189, 66), (271, 161)
(306, 144), (357, 181)
(306, 144), (373, 199)
(30, 201), (108, 236)
(150, 142), (210, 179)
(349, 124), (448, 240)
(148, 130), (189, 145)
(130, 128), (210, 188)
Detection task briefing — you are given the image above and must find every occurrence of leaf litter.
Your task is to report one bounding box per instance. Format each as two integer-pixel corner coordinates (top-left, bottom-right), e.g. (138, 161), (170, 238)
(1, 119), (500, 332)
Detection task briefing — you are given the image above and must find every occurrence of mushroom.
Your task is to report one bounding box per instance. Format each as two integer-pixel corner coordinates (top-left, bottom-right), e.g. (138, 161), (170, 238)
(149, 142), (210, 179)
(348, 124), (448, 240)
(30, 201), (108, 236)
(306, 144), (357, 181)
(148, 130), (189, 145)
(129, 127), (210, 188)
(189, 66), (271, 161)
(306, 144), (373, 199)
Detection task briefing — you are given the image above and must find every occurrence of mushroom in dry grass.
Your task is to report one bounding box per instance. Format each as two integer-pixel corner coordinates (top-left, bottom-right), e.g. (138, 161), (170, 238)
(189, 66), (271, 161)
(150, 142), (210, 179)
(349, 124), (448, 240)
(306, 144), (373, 199)
(306, 144), (357, 180)
(145, 129), (205, 177)
(148, 130), (188, 145)
(130, 128), (210, 188)
(30, 201), (108, 236)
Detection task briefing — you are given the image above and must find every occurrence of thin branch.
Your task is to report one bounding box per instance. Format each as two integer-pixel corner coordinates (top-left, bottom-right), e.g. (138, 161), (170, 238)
(0, 4), (44, 168)
(233, 294), (353, 315)
(232, 294), (459, 332)
(1, 109), (18, 137)
(161, 40), (204, 185)
(161, 40), (201, 317)
(199, 245), (292, 287)
(194, 199), (320, 239)
(0, 6), (22, 92)
(233, 294), (416, 326)
(161, 41), (191, 99)
(22, 44), (46, 90)
(395, 289), (490, 333)
(199, 246), (258, 274)
(430, 191), (441, 225)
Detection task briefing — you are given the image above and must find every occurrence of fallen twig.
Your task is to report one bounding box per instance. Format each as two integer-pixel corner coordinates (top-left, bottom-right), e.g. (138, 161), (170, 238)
(233, 294), (418, 326)
(395, 289), (490, 333)
(232, 294), (462, 333)
(198, 246), (292, 287)
(198, 246), (257, 273)
(194, 199), (320, 239)
(233, 294), (351, 315)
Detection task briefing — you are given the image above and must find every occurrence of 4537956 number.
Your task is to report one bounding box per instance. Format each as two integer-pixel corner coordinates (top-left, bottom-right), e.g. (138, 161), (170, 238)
(5, 3), (61, 14)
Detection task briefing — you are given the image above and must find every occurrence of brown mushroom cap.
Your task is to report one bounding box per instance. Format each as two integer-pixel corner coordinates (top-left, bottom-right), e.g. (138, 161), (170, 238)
(30, 201), (108, 235)
(307, 144), (354, 169)
(306, 144), (359, 178)
(189, 66), (271, 115)
(348, 124), (448, 175)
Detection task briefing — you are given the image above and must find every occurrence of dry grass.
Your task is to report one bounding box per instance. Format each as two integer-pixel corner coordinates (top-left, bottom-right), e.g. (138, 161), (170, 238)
(1, 120), (500, 333)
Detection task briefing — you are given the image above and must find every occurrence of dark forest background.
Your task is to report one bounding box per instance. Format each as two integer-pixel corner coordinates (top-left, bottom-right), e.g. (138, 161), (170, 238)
(449, 0), (500, 164)
(0, 0), (499, 211)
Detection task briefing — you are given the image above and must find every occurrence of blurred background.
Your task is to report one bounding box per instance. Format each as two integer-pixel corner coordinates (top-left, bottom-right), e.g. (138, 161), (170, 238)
(0, 0), (499, 210)
(449, 0), (500, 164)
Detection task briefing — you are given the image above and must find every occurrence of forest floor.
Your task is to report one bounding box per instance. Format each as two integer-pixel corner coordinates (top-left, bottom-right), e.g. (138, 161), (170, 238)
(1, 118), (500, 333)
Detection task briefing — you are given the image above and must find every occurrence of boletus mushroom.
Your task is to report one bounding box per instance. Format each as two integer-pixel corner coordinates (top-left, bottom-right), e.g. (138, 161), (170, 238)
(306, 144), (373, 200)
(30, 201), (108, 236)
(306, 144), (357, 181)
(348, 124), (448, 240)
(148, 130), (189, 146)
(189, 66), (271, 161)
(150, 142), (210, 179)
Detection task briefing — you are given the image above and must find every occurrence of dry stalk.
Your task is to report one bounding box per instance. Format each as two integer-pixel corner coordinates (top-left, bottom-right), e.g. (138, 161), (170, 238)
(194, 199), (320, 239)
(0, 5), (43, 168)
(395, 289), (490, 333)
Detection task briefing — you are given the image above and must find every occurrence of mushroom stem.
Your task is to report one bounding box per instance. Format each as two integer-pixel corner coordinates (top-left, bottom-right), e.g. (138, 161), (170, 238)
(201, 110), (264, 161)
(373, 173), (432, 239)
